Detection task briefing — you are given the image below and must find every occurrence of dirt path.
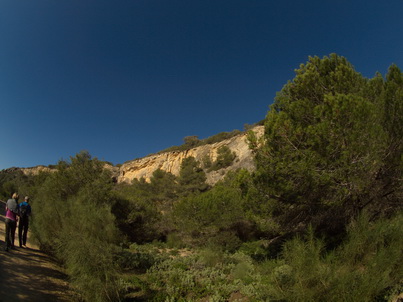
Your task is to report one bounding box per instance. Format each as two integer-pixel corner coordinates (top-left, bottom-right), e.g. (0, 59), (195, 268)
(0, 200), (75, 302)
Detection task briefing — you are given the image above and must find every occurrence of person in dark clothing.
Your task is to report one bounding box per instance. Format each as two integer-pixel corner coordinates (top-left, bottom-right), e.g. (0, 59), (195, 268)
(18, 196), (32, 248)
(4, 193), (19, 251)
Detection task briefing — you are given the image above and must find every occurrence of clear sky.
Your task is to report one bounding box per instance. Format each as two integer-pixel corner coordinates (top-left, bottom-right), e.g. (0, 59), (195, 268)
(1, 0), (402, 169)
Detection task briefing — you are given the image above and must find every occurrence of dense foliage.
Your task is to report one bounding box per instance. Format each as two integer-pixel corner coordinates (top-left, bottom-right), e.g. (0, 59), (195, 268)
(248, 54), (403, 240)
(28, 151), (121, 301)
(1, 54), (402, 301)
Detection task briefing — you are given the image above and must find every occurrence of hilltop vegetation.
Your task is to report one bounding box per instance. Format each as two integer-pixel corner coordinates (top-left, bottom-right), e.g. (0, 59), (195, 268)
(158, 120), (264, 154)
(1, 54), (402, 301)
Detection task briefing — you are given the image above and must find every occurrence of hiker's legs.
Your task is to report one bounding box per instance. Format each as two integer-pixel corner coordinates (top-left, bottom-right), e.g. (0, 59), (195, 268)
(18, 220), (23, 246)
(21, 219), (29, 246)
(10, 220), (16, 247)
(5, 219), (10, 249)
(4, 219), (14, 249)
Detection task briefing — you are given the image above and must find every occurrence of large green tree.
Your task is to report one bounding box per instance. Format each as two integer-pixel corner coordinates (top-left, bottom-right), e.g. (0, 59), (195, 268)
(248, 54), (403, 237)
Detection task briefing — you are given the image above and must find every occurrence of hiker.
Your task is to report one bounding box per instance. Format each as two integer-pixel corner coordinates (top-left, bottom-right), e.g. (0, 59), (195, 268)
(4, 193), (19, 251)
(18, 196), (32, 248)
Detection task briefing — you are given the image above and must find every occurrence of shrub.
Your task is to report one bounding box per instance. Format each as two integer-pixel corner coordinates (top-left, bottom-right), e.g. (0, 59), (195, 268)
(145, 250), (255, 301)
(115, 243), (165, 271)
(177, 157), (209, 197)
(61, 202), (120, 301)
(173, 184), (245, 249)
(30, 152), (122, 302)
(209, 146), (237, 171)
(257, 213), (403, 301)
(238, 240), (271, 262)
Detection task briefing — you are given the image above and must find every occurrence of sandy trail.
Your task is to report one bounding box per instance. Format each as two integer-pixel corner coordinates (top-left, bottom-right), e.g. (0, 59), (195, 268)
(0, 200), (75, 301)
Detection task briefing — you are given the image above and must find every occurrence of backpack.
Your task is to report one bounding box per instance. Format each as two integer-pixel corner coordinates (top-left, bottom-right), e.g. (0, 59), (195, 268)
(19, 204), (29, 218)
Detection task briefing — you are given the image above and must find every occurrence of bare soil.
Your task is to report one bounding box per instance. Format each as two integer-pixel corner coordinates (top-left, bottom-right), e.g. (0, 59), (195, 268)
(0, 200), (75, 302)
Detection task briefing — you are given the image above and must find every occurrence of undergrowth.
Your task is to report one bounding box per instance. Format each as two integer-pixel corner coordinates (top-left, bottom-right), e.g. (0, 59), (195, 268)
(118, 213), (403, 301)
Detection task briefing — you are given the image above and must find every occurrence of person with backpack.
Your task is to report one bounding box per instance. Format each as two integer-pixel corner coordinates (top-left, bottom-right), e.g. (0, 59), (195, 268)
(4, 192), (19, 251)
(18, 196), (32, 248)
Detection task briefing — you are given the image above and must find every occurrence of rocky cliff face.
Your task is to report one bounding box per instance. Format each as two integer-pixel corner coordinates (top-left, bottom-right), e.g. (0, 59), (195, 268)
(20, 166), (55, 176)
(118, 126), (263, 185)
(2, 126), (264, 186)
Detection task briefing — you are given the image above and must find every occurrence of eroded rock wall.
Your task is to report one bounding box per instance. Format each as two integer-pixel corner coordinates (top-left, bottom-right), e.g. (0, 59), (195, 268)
(4, 126), (264, 186)
(118, 126), (263, 185)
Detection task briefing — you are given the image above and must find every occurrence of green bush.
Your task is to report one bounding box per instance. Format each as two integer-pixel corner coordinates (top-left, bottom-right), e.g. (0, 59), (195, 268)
(144, 250), (255, 301)
(30, 152), (123, 302)
(111, 192), (163, 244)
(115, 243), (165, 271)
(112, 168), (179, 243)
(177, 157), (209, 197)
(208, 146), (237, 171)
(173, 184), (245, 249)
(238, 240), (271, 262)
(257, 213), (403, 302)
(60, 200), (120, 302)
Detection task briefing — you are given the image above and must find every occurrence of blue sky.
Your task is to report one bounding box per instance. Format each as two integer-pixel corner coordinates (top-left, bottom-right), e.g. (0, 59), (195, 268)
(1, 0), (402, 169)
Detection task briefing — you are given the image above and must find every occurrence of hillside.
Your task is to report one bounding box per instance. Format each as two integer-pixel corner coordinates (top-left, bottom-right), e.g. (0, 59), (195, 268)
(118, 126), (264, 185)
(9, 126), (264, 186)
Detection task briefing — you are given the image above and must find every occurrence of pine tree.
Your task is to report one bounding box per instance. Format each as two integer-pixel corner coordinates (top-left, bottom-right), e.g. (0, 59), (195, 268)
(178, 157), (209, 196)
(250, 54), (402, 237)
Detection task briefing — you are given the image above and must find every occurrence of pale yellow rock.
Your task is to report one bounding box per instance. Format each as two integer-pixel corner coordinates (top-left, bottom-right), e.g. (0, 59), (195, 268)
(10, 126), (264, 186)
(21, 165), (55, 175)
(118, 126), (264, 185)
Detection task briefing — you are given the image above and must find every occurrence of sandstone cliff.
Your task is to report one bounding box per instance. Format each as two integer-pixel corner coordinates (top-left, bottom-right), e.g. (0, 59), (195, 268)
(2, 126), (264, 186)
(118, 126), (263, 185)
(0, 166), (55, 176)
(21, 165), (55, 176)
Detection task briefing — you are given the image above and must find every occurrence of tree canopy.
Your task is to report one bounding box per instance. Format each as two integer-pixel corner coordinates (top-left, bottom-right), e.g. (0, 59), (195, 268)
(248, 54), (403, 237)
